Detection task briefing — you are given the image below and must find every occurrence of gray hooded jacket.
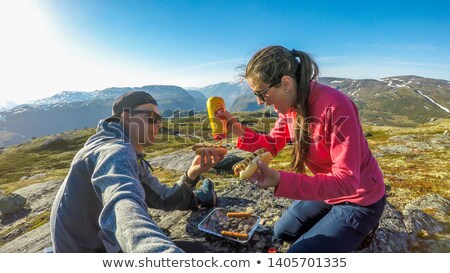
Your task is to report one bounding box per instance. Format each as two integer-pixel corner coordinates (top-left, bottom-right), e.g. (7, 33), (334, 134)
(50, 120), (199, 253)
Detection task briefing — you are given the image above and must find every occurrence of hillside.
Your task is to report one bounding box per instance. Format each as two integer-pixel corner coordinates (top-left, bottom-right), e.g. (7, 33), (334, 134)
(0, 114), (448, 252)
(186, 90), (207, 111)
(321, 76), (450, 126)
(196, 81), (252, 107)
(232, 76), (450, 126)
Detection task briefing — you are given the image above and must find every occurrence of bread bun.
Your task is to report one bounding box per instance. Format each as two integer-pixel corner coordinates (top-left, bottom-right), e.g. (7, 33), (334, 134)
(233, 148), (272, 179)
(192, 143), (227, 156)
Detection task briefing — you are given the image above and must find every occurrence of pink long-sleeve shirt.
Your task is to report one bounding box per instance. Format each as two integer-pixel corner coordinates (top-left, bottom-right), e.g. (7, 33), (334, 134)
(236, 81), (385, 206)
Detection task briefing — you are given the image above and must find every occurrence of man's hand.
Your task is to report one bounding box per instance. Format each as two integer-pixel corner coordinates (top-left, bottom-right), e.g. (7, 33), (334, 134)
(187, 149), (225, 180)
(248, 160), (281, 189)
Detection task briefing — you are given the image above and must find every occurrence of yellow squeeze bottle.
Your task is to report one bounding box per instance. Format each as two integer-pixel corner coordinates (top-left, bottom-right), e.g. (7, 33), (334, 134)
(206, 97), (227, 140)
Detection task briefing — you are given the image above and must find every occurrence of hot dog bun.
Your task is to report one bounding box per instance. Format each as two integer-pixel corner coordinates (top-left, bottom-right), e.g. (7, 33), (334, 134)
(238, 151), (272, 179)
(192, 143), (227, 155)
(232, 148), (272, 179)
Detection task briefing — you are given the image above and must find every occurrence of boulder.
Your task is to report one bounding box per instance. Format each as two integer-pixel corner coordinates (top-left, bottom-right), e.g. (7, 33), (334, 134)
(403, 209), (444, 235)
(379, 145), (412, 154)
(361, 202), (410, 252)
(213, 154), (244, 173)
(13, 179), (62, 214)
(28, 173), (47, 180)
(148, 151), (195, 172)
(0, 192), (27, 219)
(404, 194), (450, 220)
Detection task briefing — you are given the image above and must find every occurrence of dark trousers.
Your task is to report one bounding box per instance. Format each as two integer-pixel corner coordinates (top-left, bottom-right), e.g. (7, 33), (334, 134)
(172, 238), (210, 253)
(273, 196), (386, 252)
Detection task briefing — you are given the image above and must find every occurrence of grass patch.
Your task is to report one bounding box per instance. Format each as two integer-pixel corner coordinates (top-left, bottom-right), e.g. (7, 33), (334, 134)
(421, 208), (440, 218)
(0, 169), (67, 194)
(0, 211), (50, 247)
(0, 149), (75, 186)
(379, 149), (450, 209)
(363, 129), (392, 142)
(0, 128), (94, 187)
(270, 146), (293, 171)
(27, 211), (51, 232)
(151, 167), (184, 186)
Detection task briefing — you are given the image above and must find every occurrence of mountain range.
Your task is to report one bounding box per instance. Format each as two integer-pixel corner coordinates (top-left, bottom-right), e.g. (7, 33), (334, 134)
(0, 75), (449, 147)
(0, 101), (18, 112)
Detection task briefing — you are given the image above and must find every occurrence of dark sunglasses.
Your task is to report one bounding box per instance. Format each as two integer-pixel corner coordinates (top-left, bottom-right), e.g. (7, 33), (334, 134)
(253, 80), (281, 102)
(129, 110), (162, 124)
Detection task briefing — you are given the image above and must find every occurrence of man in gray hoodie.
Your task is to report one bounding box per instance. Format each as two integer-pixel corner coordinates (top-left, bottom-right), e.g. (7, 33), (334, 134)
(50, 91), (223, 253)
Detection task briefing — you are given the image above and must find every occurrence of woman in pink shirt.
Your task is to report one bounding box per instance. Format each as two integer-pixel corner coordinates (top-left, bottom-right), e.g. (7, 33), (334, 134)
(217, 45), (386, 252)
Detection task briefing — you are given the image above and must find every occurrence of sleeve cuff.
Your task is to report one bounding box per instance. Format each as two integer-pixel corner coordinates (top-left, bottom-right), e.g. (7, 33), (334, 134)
(236, 127), (256, 150)
(180, 172), (200, 188)
(274, 171), (298, 198)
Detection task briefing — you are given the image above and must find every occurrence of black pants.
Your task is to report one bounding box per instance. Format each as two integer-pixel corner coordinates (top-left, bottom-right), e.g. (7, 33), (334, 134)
(172, 238), (210, 253)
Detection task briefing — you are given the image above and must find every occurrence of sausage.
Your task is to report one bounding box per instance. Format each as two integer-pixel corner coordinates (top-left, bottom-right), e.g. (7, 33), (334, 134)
(192, 143), (227, 155)
(221, 231), (249, 240)
(226, 212), (252, 218)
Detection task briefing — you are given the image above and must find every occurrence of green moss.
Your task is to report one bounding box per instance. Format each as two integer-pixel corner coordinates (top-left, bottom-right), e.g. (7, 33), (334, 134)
(0, 211), (50, 246)
(0, 128), (94, 186)
(151, 167), (183, 186)
(27, 211), (51, 232)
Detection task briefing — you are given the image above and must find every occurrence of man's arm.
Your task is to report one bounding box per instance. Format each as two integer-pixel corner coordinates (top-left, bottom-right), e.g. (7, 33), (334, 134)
(141, 171), (198, 211)
(91, 144), (183, 253)
(141, 150), (222, 211)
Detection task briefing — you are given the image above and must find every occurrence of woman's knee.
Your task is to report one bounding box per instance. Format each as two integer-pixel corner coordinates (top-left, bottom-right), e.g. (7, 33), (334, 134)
(273, 208), (305, 242)
(274, 200), (331, 242)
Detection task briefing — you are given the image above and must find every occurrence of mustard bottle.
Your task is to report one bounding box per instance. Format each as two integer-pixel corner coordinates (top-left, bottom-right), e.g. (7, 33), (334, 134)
(206, 96), (227, 140)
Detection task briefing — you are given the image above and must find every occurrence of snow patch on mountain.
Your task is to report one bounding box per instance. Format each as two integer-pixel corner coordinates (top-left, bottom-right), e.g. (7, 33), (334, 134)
(34, 91), (95, 106)
(416, 90), (450, 113)
(351, 88), (361, 96)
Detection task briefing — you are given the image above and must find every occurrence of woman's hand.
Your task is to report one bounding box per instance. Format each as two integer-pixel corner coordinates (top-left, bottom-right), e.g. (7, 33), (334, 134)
(187, 149), (225, 180)
(248, 160), (281, 189)
(215, 109), (245, 137)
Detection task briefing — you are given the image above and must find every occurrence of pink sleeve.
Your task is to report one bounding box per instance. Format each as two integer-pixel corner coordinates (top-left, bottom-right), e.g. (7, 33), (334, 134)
(236, 114), (291, 156)
(274, 100), (362, 200)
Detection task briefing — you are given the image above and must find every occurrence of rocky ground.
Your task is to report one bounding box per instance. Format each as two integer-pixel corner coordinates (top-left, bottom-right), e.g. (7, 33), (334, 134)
(1, 145), (449, 253)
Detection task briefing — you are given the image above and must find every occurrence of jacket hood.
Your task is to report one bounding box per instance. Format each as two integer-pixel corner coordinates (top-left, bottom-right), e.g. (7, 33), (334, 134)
(85, 119), (131, 148)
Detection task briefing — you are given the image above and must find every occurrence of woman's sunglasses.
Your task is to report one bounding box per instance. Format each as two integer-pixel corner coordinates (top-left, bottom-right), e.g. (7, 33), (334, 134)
(129, 110), (162, 124)
(253, 80), (280, 102)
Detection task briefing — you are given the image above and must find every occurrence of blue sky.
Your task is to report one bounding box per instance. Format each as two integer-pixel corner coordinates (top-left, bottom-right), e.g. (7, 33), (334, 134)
(1, 0), (449, 105)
